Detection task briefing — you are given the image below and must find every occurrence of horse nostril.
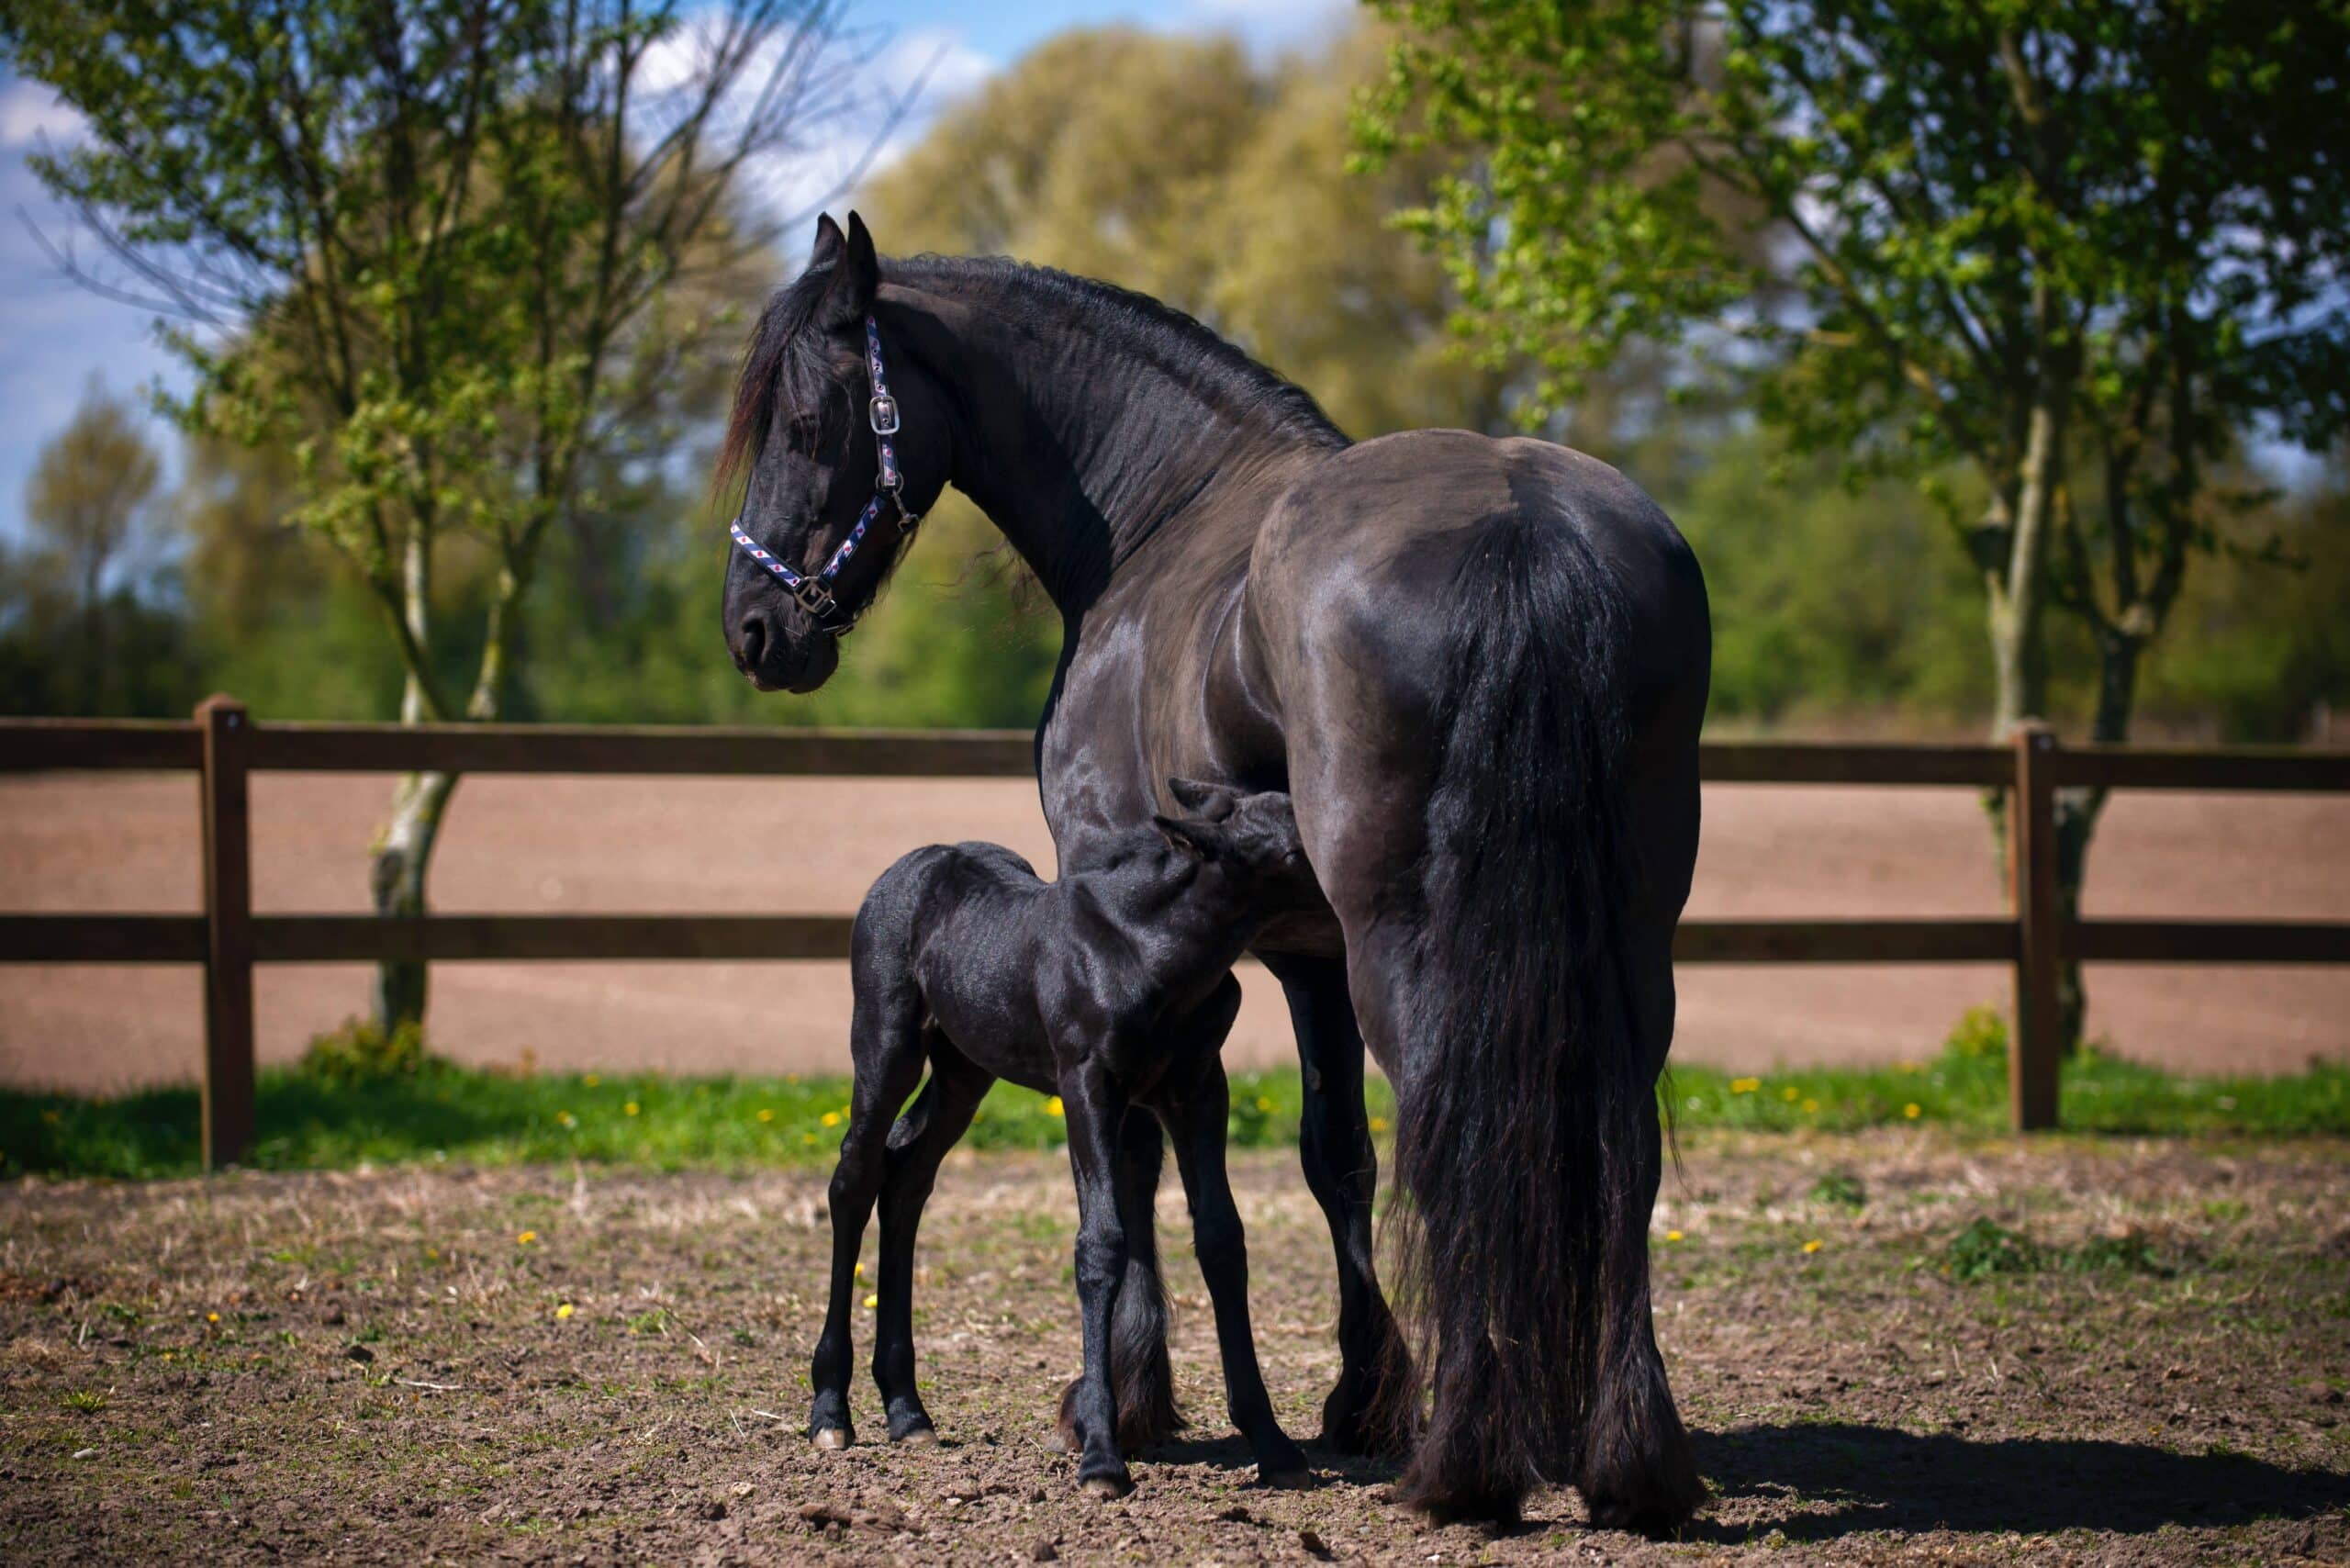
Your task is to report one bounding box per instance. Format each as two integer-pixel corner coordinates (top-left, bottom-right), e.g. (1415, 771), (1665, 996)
(739, 615), (767, 672)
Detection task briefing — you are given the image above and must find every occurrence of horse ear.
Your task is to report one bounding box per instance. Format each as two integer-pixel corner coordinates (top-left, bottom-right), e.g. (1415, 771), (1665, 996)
(1152, 814), (1223, 861)
(1166, 776), (1240, 822)
(809, 212), (846, 270)
(818, 210), (879, 327)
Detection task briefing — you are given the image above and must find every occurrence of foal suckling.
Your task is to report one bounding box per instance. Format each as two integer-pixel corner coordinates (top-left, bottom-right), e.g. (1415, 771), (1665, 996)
(808, 779), (1323, 1496)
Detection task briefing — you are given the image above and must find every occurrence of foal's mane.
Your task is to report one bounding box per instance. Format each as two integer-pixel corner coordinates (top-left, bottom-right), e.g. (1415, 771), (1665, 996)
(715, 252), (1348, 495)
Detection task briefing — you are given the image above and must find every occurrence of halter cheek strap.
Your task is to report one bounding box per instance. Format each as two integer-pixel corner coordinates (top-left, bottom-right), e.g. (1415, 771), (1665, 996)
(728, 312), (921, 635)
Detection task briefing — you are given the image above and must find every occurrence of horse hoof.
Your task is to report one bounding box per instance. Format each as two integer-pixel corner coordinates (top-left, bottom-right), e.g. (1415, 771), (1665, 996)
(1259, 1465), (1313, 1490)
(892, 1426), (939, 1448)
(1080, 1473), (1132, 1501)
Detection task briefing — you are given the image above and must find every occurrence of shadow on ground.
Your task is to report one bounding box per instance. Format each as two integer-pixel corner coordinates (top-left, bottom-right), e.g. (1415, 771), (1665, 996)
(1691, 1422), (2349, 1540)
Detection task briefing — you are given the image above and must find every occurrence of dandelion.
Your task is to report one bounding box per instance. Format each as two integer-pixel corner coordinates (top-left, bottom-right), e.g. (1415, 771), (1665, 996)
(1802, 1098), (1820, 1114)
(207, 1312), (220, 1324)
(821, 1111), (841, 1128)
(517, 1230), (539, 1246)
(855, 1262), (867, 1280)
(1781, 1086), (1799, 1103)
(1897, 1060), (1924, 1075)
(863, 1294), (878, 1310)
(555, 1111), (576, 1129)
(801, 1134), (818, 1147)
(1255, 1096), (1277, 1114)
(1664, 1230), (1684, 1243)
(1802, 1238), (1824, 1255)
(757, 1108), (777, 1124)
(1730, 1078), (1761, 1095)
(1044, 1096), (1065, 1118)
(1903, 1103), (1922, 1120)
(623, 1102), (640, 1117)
(583, 1074), (601, 1088)
(555, 1303), (575, 1320)
(425, 1247), (440, 1261)
(1369, 1115), (1390, 1133)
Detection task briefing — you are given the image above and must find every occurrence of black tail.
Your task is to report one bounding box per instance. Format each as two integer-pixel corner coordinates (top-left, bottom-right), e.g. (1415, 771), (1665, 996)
(1388, 520), (1699, 1526)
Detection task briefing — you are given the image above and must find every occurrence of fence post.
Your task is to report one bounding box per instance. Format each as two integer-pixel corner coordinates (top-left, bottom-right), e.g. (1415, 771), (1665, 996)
(2009, 722), (2062, 1132)
(196, 695), (255, 1170)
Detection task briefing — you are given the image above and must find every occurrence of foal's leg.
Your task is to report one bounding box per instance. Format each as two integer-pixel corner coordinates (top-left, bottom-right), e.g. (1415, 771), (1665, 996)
(1155, 991), (1311, 1484)
(1057, 1055), (1138, 1497)
(1260, 953), (1416, 1455)
(870, 1042), (992, 1444)
(807, 982), (930, 1448)
(1056, 1108), (1182, 1453)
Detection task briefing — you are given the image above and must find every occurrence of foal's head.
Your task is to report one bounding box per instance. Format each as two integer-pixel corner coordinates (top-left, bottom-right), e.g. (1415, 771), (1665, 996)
(715, 212), (946, 692)
(1149, 778), (1319, 912)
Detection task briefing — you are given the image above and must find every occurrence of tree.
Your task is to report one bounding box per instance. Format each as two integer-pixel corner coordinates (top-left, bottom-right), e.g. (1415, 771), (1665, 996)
(5, 0), (910, 1034)
(1360, 0), (2350, 1042)
(23, 376), (160, 709)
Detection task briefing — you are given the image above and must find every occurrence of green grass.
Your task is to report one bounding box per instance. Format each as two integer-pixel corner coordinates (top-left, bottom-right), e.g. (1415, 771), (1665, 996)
(4, 1009), (2344, 1180)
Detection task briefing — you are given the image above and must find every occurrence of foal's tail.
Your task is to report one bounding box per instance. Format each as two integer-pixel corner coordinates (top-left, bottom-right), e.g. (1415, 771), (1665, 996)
(1387, 519), (1697, 1525)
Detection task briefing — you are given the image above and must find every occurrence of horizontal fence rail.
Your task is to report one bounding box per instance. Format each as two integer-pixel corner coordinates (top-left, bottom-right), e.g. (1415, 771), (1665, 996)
(3, 700), (2345, 1160)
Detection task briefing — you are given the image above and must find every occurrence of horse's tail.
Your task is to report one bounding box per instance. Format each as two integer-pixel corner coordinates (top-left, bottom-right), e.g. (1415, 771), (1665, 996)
(1387, 517), (1696, 1525)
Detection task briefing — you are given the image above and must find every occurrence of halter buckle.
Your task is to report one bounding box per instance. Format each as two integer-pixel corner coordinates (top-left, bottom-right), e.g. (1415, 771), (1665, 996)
(868, 394), (901, 435)
(790, 577), (839, 624)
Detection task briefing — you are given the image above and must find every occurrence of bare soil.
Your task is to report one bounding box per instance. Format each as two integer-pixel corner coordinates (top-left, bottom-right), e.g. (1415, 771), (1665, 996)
(3, 773), (2346, 1090)
(4, 1134), (2346, 1564)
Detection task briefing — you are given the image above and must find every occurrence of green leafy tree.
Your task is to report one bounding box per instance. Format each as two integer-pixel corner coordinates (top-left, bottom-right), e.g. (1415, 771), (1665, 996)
(4, 0), (905, 1035)
(1360, 0), (2350, 1042)
(22, 376), (161, 709)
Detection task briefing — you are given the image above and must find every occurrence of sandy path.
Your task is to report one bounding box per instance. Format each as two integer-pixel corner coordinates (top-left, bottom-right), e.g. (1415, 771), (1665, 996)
(2, 770), (2344, 1090)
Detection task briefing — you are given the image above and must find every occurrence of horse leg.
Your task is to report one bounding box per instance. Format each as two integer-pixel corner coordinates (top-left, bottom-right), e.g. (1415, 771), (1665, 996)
(1261, 952), (1415, 1455)
(1056, 1056), (1138, 1497)
(1575, 923), (1704, 1530)
(1057, 1106), (1183, 1452)
(807, 982), (929, 1448)
(1157, 1042), (1312, 1485)
(870, 1042), (991, 1444)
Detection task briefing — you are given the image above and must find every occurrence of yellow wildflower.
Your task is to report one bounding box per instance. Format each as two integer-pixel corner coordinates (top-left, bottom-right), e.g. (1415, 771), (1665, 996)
(1255, 1096), (1277, 1114)
(1044, 1096), (1065, 1118)
(1369, 1115), (1390, 1133)
(1781, 1086), (1799, 1103)
(757, 1108), (776, 1124)
(623, 1102), (640, 1117)
(1729, 1078), (1761, 1094)
(555, 1303), (575, 1320)
(801, 1134), (817, 1147)
(863, 1294), (878, 1310)
(583, 1074), (601, 1088)
(555, 1111), (576, 1128)
(207, 1312), (220, 1323)
(855, 1262), (866, 1280)
(517, 1230), (538, 1246)
(1802, 1238), (1824, 1255)
(1903, 1103), (1923, 1120)
(1664, 1230), (1684, 1243)
(821, 1111), (841, 1128)
(1802, 1098), (1820, 1114)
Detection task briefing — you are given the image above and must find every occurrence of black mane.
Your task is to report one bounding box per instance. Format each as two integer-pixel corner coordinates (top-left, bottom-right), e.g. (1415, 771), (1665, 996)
(717, 252), (1348, 493)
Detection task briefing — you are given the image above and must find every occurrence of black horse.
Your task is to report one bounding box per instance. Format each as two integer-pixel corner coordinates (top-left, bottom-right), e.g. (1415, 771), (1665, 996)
(811, 782), (1322, 1495)
(720, 213), (1712, 1529)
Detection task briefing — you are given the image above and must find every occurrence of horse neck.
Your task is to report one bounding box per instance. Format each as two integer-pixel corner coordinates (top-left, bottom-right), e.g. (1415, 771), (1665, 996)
(886, 267), (1343, 616)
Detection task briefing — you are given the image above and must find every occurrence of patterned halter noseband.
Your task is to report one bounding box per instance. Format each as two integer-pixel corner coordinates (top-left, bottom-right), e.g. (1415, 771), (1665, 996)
(728, 313), (920, 635)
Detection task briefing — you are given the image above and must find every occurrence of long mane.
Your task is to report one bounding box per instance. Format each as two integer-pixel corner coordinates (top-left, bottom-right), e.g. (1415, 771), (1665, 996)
(714, 252), (1348, 497)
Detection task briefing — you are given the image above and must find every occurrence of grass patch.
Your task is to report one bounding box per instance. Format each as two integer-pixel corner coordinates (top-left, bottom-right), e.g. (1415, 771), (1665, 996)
(4, 1007), (2344, 1180)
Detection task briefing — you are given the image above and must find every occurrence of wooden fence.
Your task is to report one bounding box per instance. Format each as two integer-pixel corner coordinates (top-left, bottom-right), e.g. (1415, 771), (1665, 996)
(5, 697), (2347, 1164)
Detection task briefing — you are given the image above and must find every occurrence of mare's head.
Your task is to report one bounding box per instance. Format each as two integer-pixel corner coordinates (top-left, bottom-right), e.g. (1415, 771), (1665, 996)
(716, 212), (946, 692)
(1149, 778), (1319, 911)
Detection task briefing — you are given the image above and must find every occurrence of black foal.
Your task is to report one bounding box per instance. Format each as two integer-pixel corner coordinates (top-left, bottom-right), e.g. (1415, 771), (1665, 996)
(808, 779), (1321, 1496)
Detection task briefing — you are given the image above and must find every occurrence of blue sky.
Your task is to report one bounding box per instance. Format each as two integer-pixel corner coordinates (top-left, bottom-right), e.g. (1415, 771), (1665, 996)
(0, 0), (1348, 546)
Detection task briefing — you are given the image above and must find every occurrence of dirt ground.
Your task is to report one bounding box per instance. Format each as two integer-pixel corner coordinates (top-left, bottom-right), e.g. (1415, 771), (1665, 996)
(3, 1133), (2346, 1564)
(2, 773), (2347, 1090)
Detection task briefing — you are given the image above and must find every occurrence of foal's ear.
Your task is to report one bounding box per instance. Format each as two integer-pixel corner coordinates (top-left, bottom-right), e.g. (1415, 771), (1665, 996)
(817, 210), (880, 328)
(1151, 814), (1225, 862)
(1166, 776), (1241, 822)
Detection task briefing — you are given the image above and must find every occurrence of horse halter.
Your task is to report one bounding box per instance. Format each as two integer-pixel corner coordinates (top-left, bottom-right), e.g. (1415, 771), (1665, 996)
(728, 313), (921, 636)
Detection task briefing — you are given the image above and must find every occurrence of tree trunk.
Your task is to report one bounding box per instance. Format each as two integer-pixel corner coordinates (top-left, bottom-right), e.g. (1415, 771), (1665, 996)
(371, 528), (450, 1036)
(2049, 623), (2144, 1048)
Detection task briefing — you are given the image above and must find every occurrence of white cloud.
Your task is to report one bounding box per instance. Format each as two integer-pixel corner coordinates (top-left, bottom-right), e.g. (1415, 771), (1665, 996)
(0, 76), (84, 151)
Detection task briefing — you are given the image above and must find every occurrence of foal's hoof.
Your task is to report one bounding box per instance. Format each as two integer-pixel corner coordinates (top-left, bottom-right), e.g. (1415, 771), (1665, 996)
(810, 1427), (852, 1451)
(1080, 1473), (1133, 1501)
(1259, 1464), (1314, 1491)
(891, 1425), (939, 1448)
